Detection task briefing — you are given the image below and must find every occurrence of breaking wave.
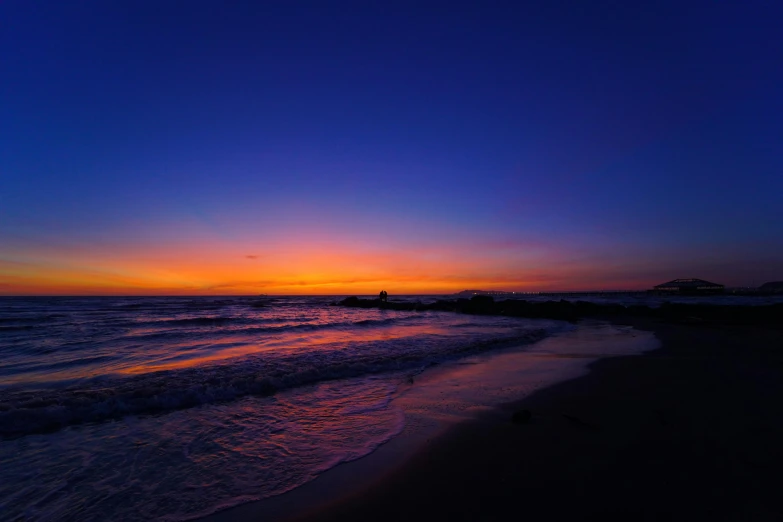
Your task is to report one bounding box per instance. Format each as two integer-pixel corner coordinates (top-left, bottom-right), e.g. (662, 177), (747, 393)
(0, 328), (548, 438)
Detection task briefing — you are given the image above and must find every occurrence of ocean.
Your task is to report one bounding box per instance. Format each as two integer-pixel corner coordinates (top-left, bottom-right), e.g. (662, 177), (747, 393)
(2, 294), (780, 520)
(0, 295), (570, 521)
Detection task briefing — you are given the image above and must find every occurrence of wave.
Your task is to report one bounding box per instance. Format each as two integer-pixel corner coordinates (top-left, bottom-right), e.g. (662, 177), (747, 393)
(148, 316), (252, 327)
(0, 325), (36, 332)
(353, 317), (400, 327)
(220, 316), (405, 333)
(79, 316), (416, 344)
(0, 328), (550, 438)
(111, 297), (270, 310)
(0, 314), (68, 325)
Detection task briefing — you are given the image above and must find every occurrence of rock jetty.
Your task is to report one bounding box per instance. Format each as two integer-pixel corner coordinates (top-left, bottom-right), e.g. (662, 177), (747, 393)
(334, 295), (783, 326)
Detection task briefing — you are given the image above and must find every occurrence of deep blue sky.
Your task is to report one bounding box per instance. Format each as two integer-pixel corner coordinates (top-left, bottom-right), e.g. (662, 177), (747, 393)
(2, 0), (782, 294)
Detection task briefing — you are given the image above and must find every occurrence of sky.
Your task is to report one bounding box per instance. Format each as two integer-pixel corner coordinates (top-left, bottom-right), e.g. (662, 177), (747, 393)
(1, 0), (782, 295)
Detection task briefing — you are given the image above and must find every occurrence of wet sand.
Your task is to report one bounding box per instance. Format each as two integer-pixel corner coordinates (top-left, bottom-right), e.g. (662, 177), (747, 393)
(207, 318), (783, 521)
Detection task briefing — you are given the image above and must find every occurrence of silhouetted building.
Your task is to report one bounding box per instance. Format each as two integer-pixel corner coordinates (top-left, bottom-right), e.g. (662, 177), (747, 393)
(758, 281), (783, 294)
(653, 278), (724, 295)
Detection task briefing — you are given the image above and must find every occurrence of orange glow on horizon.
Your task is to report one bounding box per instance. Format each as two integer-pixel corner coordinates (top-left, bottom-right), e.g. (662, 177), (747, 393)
(0, 236), (660, 295)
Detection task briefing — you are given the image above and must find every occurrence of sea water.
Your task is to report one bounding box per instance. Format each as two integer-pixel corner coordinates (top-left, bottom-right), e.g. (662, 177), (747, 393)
(0, 296), (564, 521)
(2, 294), (776, 520)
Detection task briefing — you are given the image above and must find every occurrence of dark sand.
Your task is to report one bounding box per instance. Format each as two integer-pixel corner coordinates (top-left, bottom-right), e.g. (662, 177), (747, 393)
(290, 318), (783, 521)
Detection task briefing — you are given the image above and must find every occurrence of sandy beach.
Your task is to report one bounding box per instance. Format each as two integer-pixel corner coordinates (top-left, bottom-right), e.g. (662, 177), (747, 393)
(206, 316), (783, 522)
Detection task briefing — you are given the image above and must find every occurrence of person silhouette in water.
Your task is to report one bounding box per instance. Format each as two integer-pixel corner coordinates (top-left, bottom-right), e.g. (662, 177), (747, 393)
(379, 290), (388, 302)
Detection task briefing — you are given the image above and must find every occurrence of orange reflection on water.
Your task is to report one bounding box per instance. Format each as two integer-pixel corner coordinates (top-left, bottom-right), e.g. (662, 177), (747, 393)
(115, 321), (460, 375)
(116, 341), (265, 374)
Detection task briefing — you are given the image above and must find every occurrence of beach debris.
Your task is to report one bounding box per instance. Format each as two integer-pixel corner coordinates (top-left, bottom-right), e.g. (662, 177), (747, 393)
(562, 413), (597, 429)
(511, 409), (532, 423)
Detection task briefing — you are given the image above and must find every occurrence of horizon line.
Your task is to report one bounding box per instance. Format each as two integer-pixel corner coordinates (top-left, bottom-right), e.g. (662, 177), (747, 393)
(0, 287), (704, 298)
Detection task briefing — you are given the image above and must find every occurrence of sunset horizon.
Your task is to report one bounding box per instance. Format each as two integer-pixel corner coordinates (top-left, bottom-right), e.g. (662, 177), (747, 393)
(2, 232), (776, 295)
(3, 2), (781, 297)
(2, 2), (782, 520)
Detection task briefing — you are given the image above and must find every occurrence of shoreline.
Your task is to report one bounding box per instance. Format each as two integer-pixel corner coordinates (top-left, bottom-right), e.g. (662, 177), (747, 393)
(200, 319), (660, 521)
(298, 316), (783, 521)
(204, 316), (783, 521)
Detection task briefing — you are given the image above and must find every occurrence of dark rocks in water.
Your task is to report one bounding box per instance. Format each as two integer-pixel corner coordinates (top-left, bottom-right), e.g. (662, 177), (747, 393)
(497, 299), (580, 322)
(335, 296), (783, 327)
(339, 296), (417, 311)
(339, 296), (592, 321)
(471, 295), (494, 304)
(465, 295), (495, 314)
(384, 301), (419, 311)
(512, 409), (532, 424)
(338, 296), (381, 309)
(425, 300), (458, 312)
